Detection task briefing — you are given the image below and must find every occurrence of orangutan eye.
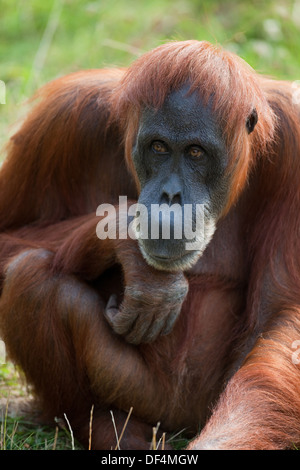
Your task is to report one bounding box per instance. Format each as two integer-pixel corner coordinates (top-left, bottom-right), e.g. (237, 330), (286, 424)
(151, 141), (169, 154)
(188, 146), (204, 158)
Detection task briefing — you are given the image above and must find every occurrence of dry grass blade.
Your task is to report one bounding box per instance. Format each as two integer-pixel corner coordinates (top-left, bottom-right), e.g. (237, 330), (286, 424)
(157, 431), (166, 450)
(110, 410), (120, 450)
(52, 426), (59, 450)
(1, 396), (10, 450)
(150, 422), (161, 450)
(114, 406), (133, 450)
(63, 413), (75, 450)
(89, 404), (94, 450)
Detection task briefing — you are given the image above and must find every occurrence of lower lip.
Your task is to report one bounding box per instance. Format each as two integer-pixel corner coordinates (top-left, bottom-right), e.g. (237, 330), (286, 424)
(150, 255), (170, 260)
(148, 251), (192, 263)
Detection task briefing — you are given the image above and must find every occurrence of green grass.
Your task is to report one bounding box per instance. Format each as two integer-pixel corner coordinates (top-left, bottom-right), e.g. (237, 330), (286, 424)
(1, 0), (300, 148)
(1, 0), (300, 450)
(0, 362), (82, 450)
(1, 415), (81, 450)
(0, 360), (85, 450)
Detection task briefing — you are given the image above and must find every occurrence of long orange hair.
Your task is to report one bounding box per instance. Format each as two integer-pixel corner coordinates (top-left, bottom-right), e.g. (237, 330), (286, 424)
(111, 40), (276, 210)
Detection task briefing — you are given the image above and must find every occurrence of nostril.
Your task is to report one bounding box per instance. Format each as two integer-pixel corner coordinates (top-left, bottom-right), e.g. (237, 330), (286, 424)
(161, 192), (170, 204)
(160, 191), (181, 206)
(171, 193), (181, 205)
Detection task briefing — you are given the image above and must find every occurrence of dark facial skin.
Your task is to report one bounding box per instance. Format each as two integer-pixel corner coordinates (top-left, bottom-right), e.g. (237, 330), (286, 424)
(131, 85), (234, 271)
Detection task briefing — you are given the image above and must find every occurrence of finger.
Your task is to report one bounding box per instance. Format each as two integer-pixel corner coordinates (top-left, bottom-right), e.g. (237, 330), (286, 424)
(161, 306), (181, 336)
(111, 299), (140, 337)
(104, 294), (140, 337)
(125, 312), (153, 345)
(142, 314), (169, 343)
(104, 294), (119, 328)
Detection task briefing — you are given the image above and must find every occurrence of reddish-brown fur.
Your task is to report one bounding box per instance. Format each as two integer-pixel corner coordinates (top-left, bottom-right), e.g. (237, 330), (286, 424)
(1, 40), (300, 449)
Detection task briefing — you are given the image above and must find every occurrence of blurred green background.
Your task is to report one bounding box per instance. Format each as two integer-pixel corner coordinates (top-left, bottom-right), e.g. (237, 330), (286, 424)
(0, 0), (300, 450)
(1, 0), (300, 148)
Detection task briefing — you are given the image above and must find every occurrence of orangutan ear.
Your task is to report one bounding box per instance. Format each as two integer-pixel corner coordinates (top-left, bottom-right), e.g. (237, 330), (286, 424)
(246, 108), (258, 134)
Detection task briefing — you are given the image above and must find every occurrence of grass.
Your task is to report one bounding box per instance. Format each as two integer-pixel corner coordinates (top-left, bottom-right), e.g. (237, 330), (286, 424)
(1, 0), (300, 450)
(1, 0), (300, 148)
(1, 415), (80, 450)
(0, 360), (189, 450)
(0, 362), (82, 450)
(0, 361), (188, 450)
